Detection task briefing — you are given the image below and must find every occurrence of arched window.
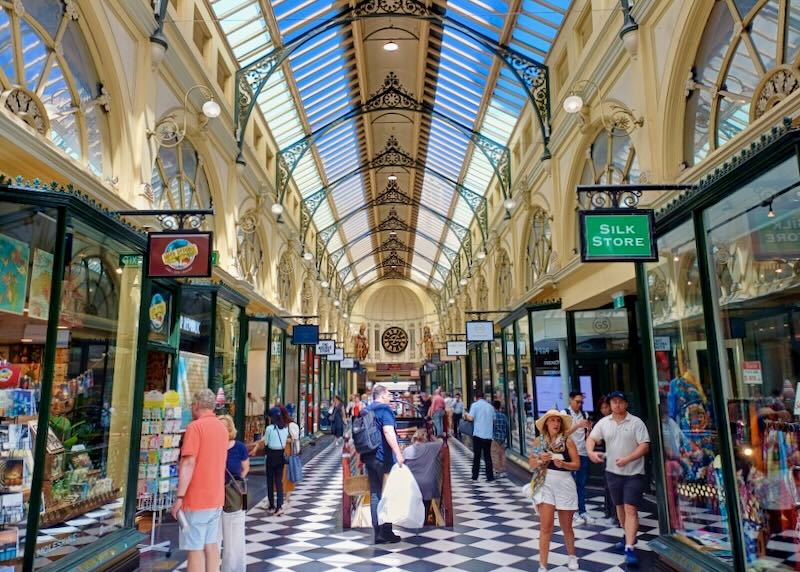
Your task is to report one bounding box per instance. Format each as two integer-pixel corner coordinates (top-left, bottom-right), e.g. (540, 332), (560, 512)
(150, 138), (212, 216)
(277, 252), (294, 309)
(580, 128), (640, 188)
(0, 0), (110, 174)
(685, 1), (800, 166)
(526, 208), (553, 289)
(63, 254), (117, 320)
(495, 249), (512, 307)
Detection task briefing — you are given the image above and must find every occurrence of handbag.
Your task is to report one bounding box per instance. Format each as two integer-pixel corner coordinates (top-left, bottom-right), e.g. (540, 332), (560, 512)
(223, 469), (247, 513)
(458, 418), (474, 437)
(288, 454), (304, 483)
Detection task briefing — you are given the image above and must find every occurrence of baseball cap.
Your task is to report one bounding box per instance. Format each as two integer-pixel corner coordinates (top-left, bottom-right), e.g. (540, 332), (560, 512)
(607, 390), (628, 402)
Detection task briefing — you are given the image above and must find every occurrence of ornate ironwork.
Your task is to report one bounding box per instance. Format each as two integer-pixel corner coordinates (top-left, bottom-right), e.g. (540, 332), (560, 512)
(584, 188), (642, 209)
(114, 208), (212, 230)
(273, 72), (511, 203)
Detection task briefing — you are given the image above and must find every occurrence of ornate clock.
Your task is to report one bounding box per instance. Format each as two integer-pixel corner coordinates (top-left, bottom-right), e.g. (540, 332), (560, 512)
(381, 326), (409, 354)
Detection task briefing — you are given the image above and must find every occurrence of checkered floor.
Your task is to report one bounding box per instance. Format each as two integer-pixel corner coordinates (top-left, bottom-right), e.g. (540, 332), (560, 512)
(176, 440), (660, 571)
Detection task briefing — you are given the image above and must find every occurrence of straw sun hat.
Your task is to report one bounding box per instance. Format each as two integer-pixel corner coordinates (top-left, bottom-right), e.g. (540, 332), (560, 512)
(535, 409), (573, 434)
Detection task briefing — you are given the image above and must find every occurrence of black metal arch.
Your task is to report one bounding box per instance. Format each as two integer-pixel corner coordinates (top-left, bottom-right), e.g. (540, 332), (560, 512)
(339, 239), (449, 285)
(301, 135), (487, 247)
(316, 179), (470, 251)
(343, 251), (434, 291)
(234, 0), (551, 167)
(276, 72), (511, 204)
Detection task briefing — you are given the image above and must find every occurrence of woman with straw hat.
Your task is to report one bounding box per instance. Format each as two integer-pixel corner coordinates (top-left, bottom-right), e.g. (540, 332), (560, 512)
(529, 409), (581, 572)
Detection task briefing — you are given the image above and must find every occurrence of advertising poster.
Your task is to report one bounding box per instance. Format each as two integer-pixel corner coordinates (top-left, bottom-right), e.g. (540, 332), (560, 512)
(27, 249), (53, 320)
(147, 232), (213, 278)
(0, 234), (29, 316)
(177, 351), (209, 427)
(148, 292), (170, 343)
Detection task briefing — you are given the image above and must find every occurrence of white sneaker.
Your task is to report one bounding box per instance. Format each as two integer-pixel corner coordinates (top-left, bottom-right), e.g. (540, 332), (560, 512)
(579, 512), (594, 524)
(568, 555), (579, 570)
(572, 513), (586, 526)
(538, 567), (547, 572)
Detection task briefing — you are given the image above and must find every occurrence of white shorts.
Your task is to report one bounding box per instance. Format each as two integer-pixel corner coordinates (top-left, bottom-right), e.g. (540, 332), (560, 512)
(533, 469), (578, 511)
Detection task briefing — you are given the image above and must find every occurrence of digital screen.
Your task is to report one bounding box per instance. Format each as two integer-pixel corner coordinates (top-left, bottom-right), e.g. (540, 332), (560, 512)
(446, 340), (467, 356)
(465, 320), (494, 342)
(291, 324), (319, 345)
(535, 375), (594, 413)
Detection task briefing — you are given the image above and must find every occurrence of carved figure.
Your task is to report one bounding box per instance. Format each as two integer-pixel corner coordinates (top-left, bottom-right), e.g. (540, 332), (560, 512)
(422, 325), (435, 361)
(354, 324), (369, 361)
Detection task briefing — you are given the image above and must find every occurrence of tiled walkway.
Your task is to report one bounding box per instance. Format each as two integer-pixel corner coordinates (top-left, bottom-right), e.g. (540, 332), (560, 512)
(174, 439), (659, 571)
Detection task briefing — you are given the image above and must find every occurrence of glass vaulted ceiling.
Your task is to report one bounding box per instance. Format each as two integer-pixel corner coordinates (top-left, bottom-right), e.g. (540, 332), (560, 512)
(210, 0), (571, 292)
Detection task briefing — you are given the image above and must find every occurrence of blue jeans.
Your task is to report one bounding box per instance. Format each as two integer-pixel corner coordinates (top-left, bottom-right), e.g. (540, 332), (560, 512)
(432, 410), (444, 436)
(573, 455), (589, 514)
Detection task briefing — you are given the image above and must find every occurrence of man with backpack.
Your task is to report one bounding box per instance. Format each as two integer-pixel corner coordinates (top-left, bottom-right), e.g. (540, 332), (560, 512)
(565, 391), (593, 525)
(351, 384), (404, 544)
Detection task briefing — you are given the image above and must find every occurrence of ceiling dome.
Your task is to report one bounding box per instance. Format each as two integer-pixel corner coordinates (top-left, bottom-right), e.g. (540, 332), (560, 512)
(364, 284), (424, 321)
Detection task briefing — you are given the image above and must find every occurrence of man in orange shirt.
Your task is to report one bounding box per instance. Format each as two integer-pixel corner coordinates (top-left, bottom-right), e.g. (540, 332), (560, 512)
(171, 389), (228, 572)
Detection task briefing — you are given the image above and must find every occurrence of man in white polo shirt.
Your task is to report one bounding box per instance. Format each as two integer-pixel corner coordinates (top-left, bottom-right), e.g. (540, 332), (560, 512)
(586, 391), (649, 568)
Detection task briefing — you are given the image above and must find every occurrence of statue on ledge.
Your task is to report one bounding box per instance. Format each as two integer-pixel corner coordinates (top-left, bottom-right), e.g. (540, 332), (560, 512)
(354, 323), (369, 361)
(422, 325), (435, 362)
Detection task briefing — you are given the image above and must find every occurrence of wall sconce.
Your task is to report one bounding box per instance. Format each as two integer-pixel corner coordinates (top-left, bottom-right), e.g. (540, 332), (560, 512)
(148, 85), (220, 148)
(150, 0), (170, 69)
(562, 79), (643, 133)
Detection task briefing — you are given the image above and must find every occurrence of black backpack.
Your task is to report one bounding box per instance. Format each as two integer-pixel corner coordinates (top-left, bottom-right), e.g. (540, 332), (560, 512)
(352, 408), (382, 455)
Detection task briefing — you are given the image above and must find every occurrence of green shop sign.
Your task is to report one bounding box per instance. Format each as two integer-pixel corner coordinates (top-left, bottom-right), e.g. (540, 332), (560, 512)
(119, 251), (219, 268)
(579, 209), (658, 262)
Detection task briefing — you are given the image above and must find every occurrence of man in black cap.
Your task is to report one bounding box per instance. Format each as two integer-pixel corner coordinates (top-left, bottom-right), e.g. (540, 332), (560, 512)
(586, 391), (649, 568)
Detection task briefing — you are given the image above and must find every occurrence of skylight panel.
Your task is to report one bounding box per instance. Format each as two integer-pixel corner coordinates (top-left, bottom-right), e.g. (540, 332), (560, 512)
(412, 256), (434, 276)
(327, 232), (343, 252)
(347, 238), (373, 263)
(313, 201), (335, 228)
(272, 0), (338, 40)
(451, 198), (474, 228)
(416, 210), (446, 240)
(355, 258), (376, 278)
(444, 229), (461, 251)
(413, 237), (439, 261)
(410, 268), (431, 285)
(342, 211), (370, 243)
(358, 269), (378, 285)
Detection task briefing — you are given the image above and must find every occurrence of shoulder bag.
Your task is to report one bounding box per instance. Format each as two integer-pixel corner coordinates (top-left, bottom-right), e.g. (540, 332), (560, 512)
(223, 468), (247, 513)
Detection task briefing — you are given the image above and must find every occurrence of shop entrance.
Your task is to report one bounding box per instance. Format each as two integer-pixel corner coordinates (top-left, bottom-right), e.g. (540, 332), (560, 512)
(573, 357), (640, 416)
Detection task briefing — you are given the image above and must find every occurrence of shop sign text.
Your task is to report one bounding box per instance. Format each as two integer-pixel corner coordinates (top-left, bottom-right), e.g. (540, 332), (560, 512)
(579, 209), (658, 262)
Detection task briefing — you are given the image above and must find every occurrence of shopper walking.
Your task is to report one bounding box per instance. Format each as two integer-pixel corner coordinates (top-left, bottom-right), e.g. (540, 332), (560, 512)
(464, 391), (495, 481)
(564, 391), (593, 525)
(218, 415), (249, 572)
(171, 389), (228, 572)
(331, 395), (345, 445)
(444, 392), (455, 435)
(529, 409), (581, 571)
(428, 387), (446, 436)
(491, 400), (508, 477)
(264, 407), (289, 516)
(587, 391), (651, 567)
(280, 406), (300, 507)
(594, 396), (616, 525)
(453, 393), (464, 438)
(361, 384), (405, 544)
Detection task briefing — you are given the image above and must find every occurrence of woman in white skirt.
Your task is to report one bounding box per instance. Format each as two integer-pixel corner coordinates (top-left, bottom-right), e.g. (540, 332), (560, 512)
(529, 409), (581, 572)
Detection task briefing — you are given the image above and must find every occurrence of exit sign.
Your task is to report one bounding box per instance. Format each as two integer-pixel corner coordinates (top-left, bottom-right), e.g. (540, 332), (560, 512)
(579, 209), (658, 262)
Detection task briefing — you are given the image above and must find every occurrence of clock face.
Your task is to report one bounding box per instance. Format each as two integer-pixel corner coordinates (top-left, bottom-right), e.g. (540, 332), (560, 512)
(381, 326), (409, 354)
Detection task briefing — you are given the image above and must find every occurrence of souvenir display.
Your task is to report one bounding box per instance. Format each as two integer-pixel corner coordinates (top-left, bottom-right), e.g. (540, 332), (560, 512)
(136, 391), (182, 512)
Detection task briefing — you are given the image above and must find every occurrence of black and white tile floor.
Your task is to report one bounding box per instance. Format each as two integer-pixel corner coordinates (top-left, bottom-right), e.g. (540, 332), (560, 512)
(177, 440), (659, 571)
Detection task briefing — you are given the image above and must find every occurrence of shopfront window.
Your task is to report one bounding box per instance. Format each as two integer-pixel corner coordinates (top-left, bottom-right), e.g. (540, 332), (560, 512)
(213, 299), (240, 416)
(481, 342), (492, 398)
(0, 203), (57, 565)
(575, 309), (629, 352)
(704, 156), (800, 569)
(493, 337), (505, 409)
(246, 321), (268, 442)
(504, 327), (519, 453)
(284, 344), (298, 421)
(531, 309), (569, 427)
(39, 216), (143, 565)
(518, 315), (533, 453)
(178, 291), (212, 424)
(646, 220), (730, 564)
(270, 325), (285, 405)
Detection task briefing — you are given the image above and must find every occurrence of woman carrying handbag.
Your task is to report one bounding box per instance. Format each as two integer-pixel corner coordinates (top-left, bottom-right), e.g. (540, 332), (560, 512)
(280, 406), (301, 506)
(264, 407), (289, 515)
(219, 415), (249, 572)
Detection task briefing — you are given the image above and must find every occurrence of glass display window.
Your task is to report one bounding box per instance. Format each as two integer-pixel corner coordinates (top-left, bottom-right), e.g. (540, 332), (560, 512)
(503, 327), (519, 453)
(245, 321), (268, 443)
(0, 202), (58, 567)
(481, 342), (492, 398)
(37, 215), (143, 567)
(269, 325), (285, 406)
(703, 156), (800, 570)
(531, 309), (569, 421)
(177, 291), (212, 425)
(284, 344), (298, 423)
(574, 309), (630, 352)
(213, 298), (240, 417)
(645, 219), (731, 565)
(517, 315), (533, 454)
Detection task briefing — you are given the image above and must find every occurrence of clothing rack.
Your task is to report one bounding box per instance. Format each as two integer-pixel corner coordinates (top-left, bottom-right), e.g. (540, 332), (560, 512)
(764, 420), (800, 432)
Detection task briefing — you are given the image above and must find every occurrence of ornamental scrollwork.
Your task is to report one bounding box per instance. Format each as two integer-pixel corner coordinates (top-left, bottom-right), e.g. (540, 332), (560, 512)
(353, 0), (433, 17)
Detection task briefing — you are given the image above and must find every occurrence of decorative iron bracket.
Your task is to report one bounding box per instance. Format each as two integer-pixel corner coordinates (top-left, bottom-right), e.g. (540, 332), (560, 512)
(113, 208), (214, 230)
(576, 184), (695, 209)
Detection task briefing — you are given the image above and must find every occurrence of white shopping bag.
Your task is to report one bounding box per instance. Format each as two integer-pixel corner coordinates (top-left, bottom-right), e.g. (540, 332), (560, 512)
(377, 464), (425, 528)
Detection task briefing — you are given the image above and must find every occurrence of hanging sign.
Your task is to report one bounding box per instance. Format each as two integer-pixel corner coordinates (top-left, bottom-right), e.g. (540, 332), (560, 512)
(316, 339), (335, 355)
(327, 348), (344, 362)
(146, 231), (213, 278)
(466, 320), (494, 342)
(579, 209), (657, 262)
(340, 358), (355, 369)
(446, 340), (467, 356)
(439, 349), (456, 362)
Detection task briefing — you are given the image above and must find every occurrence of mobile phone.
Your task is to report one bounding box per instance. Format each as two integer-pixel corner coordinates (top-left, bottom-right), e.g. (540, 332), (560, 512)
(177, 509), (189, 530)
(550, 453), (564, 461)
